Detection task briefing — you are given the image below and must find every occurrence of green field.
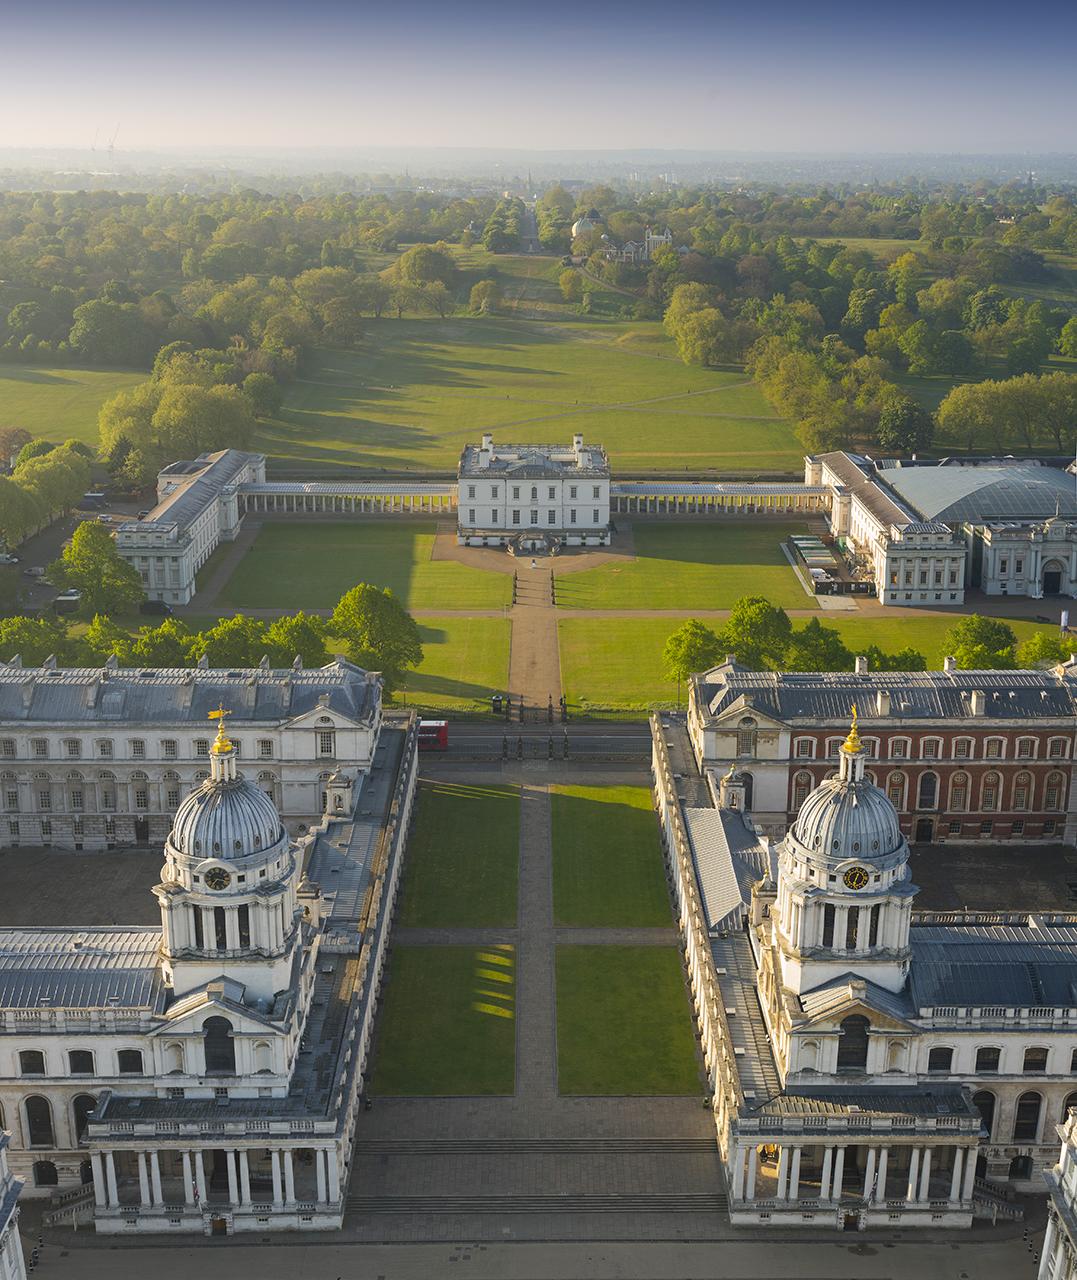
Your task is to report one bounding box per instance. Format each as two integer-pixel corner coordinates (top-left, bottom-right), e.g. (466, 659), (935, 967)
(253, 317), (800, 475)
(555, 946), (701, 1095)
(370, 945), (516, 1095)
(216, 521), (510, 610)
(405, 616), (511, 714)
(556, 523), (815, 611)
(0, 364), (142, 446)
(552, 785), (670, 927)
(558, 612), (1054, 712)
(399, 781), (519, 928)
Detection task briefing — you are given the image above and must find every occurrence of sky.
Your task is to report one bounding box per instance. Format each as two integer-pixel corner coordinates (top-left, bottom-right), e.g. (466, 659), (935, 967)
(1, 0), (1075, 155)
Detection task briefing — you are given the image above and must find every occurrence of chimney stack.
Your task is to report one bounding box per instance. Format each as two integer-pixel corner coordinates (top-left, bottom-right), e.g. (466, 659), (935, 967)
(876, 689), (890, 716)
(970, 689), (985, 715)
(479, 433), (494, 469)
(943, 655), (957, 674)
(854, 655), (868, 675)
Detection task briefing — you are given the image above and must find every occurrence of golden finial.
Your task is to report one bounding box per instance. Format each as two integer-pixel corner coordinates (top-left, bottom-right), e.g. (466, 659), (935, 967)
(208, 705), (233, 754)
(844, 701), (862, 754)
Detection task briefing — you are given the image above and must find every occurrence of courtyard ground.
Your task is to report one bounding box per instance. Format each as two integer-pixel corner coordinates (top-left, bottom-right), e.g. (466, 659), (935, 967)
(405, 616), (512, 715)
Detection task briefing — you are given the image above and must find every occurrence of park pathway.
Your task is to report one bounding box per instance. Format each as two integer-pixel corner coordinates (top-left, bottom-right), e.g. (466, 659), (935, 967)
(506, 562), (562, 710)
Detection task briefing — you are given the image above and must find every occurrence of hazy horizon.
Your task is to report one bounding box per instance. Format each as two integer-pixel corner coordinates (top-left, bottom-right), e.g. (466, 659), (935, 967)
(3, 0), (1075, 155)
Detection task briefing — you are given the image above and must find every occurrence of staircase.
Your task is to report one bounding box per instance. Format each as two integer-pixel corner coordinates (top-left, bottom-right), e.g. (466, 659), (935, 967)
(972, 1176), (1025, 1222)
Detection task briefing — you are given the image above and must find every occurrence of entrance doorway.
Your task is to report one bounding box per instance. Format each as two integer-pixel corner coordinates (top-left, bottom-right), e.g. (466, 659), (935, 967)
(1043, 562), (1064, 595)
(210, 1217), (228, 1236)
(915, 818), (933, 842)
(843, 1210), (861, 1231)
(134, 817), (149, 842)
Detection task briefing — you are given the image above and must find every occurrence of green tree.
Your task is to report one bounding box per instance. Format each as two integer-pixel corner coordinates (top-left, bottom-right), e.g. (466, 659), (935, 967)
(186, 615), (270, 667)
(394, 243), (458, 288)
(942, 615), (1018, 669)
(876, 396), (934, 454)
(242, 372), (283, 417)
(717, 596), (792, 671)
(1016, 631), (1072, 667)
(0, 427), (33, 465)
(469, 280), (502, 314)
(265, 612), (330, 668)
(82, 613), (134, 663)
(329, 584), (423, 692)
(785, 618), (853, 671)
(861, 644), (927, 672)
(663, 619), (721, 702)
(68, 299), (154, 366)
(127, 618), (191, 667)
(0, 615), (69, 665)
(15, 439), (56, 468)
(47, 520), (144, 616)
(559, 270), (583, 303)
(1060, 316), (1077, 358)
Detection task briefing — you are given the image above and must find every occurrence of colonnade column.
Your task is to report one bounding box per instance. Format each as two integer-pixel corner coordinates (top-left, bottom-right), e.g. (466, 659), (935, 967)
(90, 1153), (106, 1208)
(239, 1150), (251, 1206)
(820, 1146), (833, 1200)
(315, 1148), (327, 1203)
(194, 1150), (206, 1204)
(876, 1147), (889, 1202)
(962, 1146), (977, 1202)
(137, 1152), (150, 1208)
(863, 1147), (877, 1200)
(283, 1149), (296, 1205)
(906, 1147), (921, 1203)
(789, 1147), (802, 1200)
(918, 1148), (933, 1202)
(105, 1151), (119, 1206)
(949, 1148), (964, 1202)
(271, 1150), (283, 1206)
(226, 1149), (239, 1204)
(1040, 1216), (1058, 1280)
(327, 1151), (340, 1203)
(745, 1145), (758, 1201)
(730, 1143), (745, 1199)
(182, 1151), (194, 1206)
(831, 1146), (846, 1200)
(150, 1151), (163, 1205)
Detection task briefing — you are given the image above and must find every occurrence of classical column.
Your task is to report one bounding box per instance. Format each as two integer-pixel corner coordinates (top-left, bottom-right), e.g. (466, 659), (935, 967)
(820, 1146), (834, 1200)
(137, 1152), (150, 1208)
(239, 1150), (251, 1206)
(906, 1147), (920, 1203)
(745, 1145), (758, 1202)
(271, 1150), (283, 1206)
(327, 1152), (340, 1203)
(730, 1144), (745, 1200)
(283, 1149), (296, 1204)
(949, 1148), (964, 1202)
(226, 1149), (239, 1204)
(831, 1147), (846, 1200)
(194, 1150), (207, 1204)
(789, 1147), (802, 1201)
(201, 907), (215, 951)
(182, 1151), (194, 1206)
(876, 1148), (889, 1202)
(91, 1153), (106, 1208)
(776, 1145), (790, 1199)
(150, 1151), (163, 1206)
(105, 1151), (119, 1207)
(863, 1147), (877, 1200)
(315, 1149), (327, 1203)
(961, 1147), (977, 1202)
(918, 1147), (933, 1202)
(225, 909), (240, 951)
(1040, 1216), (1058, 1280)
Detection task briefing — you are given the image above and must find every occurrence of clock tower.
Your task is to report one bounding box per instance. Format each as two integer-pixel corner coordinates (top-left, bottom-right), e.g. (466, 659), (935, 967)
(773, 708), (917, 997)
(153, 708), (303, 1004)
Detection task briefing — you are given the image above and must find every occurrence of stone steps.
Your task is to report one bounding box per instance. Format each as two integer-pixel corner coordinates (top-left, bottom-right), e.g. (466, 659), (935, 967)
(346, 1192), (727, 1214)
(355, 1137), (717, 1156)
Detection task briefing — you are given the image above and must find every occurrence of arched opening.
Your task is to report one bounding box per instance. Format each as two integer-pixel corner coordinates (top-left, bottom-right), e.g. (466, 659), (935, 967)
(72, 1094), (97, 1144)
(163, 1042), (184, 1074)
(917, 772), (938, 810)
(1046, 771), (1066, 812)
(24, 1095), (54, 1146)
(981, 772), (1001, 811)
(949, 772), (970, 812)
(80, 1159), (93, 1185)
(1042, 560), (1065, 596)
(253, 1040), (274, 1073)
(915, 817), (934, 843)
(739, 772), (754, 810)
(1009, 1154), (1034, 1180)
(204, 1016), (236, 1075)
(886, 1040), (906, 1072)
(32, 1160), (58, 1187)
(793, 771), (812, 810)
(1062, 1092), (1077, 1122)
(973, 1090), (996, 1139)
(1013, 771), (1032, 811)
(736, 718), (757, 757)
(836, 1015), (869, 1072)
(799, 1040), (818, 1072)
(1012, 1091), (1042, 1141)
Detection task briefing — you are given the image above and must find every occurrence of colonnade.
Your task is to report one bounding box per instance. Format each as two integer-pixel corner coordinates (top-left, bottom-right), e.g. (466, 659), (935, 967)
(610, 489), (830, 516)
(730, 1140), (977, 1209)
(239, 490), (456, 516)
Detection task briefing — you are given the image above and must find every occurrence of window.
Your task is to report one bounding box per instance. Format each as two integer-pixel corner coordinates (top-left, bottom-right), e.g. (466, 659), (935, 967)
(826, 738), (842, 759)
(490, 486), (498, 499)
(1013, 1091), (1042, 1141)
(97, 739), (113, 759)
(512, 509), (520, 525)
(317, 730), (336, 758)
(949, 773), (969, 812)
(548, 510), (556, 525)
(19, 1050), (45, 1075)
(204, 1016), (236, 1075)
(794, 738), (815, 759)
(976, 1046), (1001, 1074)
(569, 485), (577, 499)
(836, 1015), (870, 1071)
(1046, 773), (1065, 812)
(5, 790), (17, 811)
(63, 739), (81, 759)
(954, 737), (972, 759)
(887, 774), (906, 810)
(33, 1159), (58, 1186)
(1023, 1047), (1048, 1074)
(71, 789), (83, 811)
(162, 739), (177, 759)
(928, 1047), (953, 1074)
(512, 486), (520, 500)
(1048, 738), (1067, 760)
(258, 739), (273, 759)
(890, 739), (909, 759)
(31, 739), (47, 759)
(117, 1049), (144, 1075)
(592, 486), (600, 499)
(72, 1095), (97, 1144)
(195, 739), (209, 757)
(467, 484), (475, 499)
(570, 509), (577, 524)
(24, 1097), (54, 1147)
(948, 820), (961, 834)
(165, 787), (179, 808)
(917, 772), (938, 810)
(37, 789), (51, 811)
(530, 486), (537, 501)
(491, 510), (498, 523)
(985, 738), (1003, 759)
(822, 903), (835, 947)
(1000, 558), (1009, 574)
(1013, 772), (1032, 811)
(547, 486), (555, 500)
(868, 903), (880, 946)
(981, 773), (1000, 811)
(530, 509), (538, 526)
(922, 738), (941, 760)
(1071, 1048), (1077, 1073)
(736, 718), (756, 757)
(130, 739), (145, 759)
(1016, 558), (1024, 575)
(467, 508), (475, 524)
(974, 1091), (996, 1138)
(793, 772), (812, 809)
(40, 819), (51, 838)
(0, 739), (14, 758)
(592, 508), (599, 523)
(1017, 738), (1034, 759)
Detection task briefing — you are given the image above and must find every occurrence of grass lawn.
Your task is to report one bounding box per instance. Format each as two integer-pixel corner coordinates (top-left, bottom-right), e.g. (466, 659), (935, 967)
(370, 945), (516, 1095)
(0, 364), (143, 446)
(551, 785), (670, 927)
(399, 781), (519, 928)
(215, 521), (509, 611)
(402, 616), (511, 714)
(559, 612), (1055, 712)
(255, 319), (799, 475)
(556, 523), (816, 611)
(555, 946), (700, 1095)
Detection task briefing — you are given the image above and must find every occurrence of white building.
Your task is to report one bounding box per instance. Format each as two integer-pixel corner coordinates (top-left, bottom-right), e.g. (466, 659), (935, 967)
(116, 450), (265, 606)
(807, 452), (1077, 606)
(0, 702), (418, 1235)
(653, 709), (1077, 1230)
(457, 433), (610, 549)
(0, 1136), (26, 1280)
(1041, 1109), (1077, 1280)
(0, 659), (381, 852)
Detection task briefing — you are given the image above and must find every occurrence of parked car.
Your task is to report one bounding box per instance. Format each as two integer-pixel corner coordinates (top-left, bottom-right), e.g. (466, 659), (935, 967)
(0, 553), (19, 565)
(139, 599), (173, 616)
(22, 566), (46, 578)
(53, 589), (82, 613)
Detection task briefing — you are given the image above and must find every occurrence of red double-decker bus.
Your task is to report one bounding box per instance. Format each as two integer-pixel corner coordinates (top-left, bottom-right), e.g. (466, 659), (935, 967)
(417, 720), (449, 751)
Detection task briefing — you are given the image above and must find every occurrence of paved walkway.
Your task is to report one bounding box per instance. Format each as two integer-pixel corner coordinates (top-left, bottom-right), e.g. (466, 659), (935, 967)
(506, 564), (562, 707)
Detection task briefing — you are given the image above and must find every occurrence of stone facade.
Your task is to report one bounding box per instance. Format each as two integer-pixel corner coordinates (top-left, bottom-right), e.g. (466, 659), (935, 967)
(0, 1137), (26, 1280)
(1041, 1109), (1077, 1280)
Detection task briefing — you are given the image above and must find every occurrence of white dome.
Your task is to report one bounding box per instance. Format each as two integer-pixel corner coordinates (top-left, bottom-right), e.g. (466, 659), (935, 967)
(792, 776), (903, 865)
(170, 775), (283, 862)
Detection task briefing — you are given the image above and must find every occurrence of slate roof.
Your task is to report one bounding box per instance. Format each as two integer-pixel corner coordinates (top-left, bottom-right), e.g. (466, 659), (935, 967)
(130, 450), (261, 535)
(880, 464), (1077, 524)
(695, 663), (1076, 723)
(908, 920), (1077, 1009)
(799, 972), (916, 1024)
(0, 659), (379, 725)
(0, 928), (164, 1011)
(757, 1086), (978, 1120)
(683, 807), (773, 933)
(459, 441), (608, 478)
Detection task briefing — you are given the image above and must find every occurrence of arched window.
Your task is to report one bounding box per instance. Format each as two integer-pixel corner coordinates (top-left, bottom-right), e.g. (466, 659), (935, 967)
(836, 1015), (870, 1071)
(975, 1046), (1001, 1074)
(1023, 1046), (1048, 1073)
(973, 1090), (996, 1139)
(1013, 1091), (1042, 1141)
(69, 1049), (94, 1074)
(204, 1016), (236, 1075)
(822, 903), (835, 947)
(19, 1049), (45, 1075)
(72, 1094), (97, 1144)
(737, 717), (757, 757)
(927, 1046), (953, 1073)
(1012, 771), (1033, 812)
(917, 772), (938, 810)
(24, 1096), (54, 1146)
(117, 1049), (143, 1075)
(1045, 772), (1066, 812)
(981, 772), (1001, 811)
(886, 773), (906, 810)
(949, 772), (970, 812)
(32, 1160), (58, 1186)
(1062, 1092), (1077, 1122)
(793, 768), (811, 807)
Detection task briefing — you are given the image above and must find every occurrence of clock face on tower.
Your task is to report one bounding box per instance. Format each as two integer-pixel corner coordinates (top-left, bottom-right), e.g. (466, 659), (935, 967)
(204, 866), (232, 891)
(842, 865), (870, 891)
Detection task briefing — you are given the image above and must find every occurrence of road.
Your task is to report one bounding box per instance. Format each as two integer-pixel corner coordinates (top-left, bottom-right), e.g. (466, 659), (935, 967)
(520, 202), (541, 253)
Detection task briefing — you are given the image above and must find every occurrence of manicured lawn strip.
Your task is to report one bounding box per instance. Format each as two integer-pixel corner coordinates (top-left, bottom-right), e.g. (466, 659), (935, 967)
(551, 785), (670, 927)
(0, 364), (143, 446)
(399, 781), (519, 928)
(216, 521), (509, 610)
(370, 946), (516, 1095)
(555, 946), (700, 1095)
(556, 523), (816, 611)
(404, 616), (511, 714)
